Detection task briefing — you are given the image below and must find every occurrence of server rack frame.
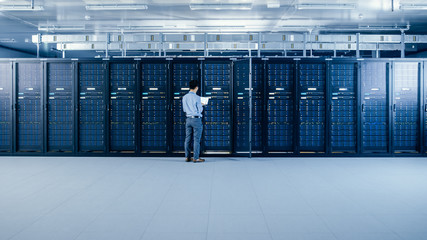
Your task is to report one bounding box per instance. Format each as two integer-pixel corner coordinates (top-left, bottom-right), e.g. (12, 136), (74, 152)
(264, 58), (297, 155)
(44, 59), (76, 156)
(202, 59), (234, 154)
(139, 59), (171, 155)
(108, 60), (138, 155)
(14, 60), (45, 155)
(76, 60), (109, 156)
(0, 60), (13, 155)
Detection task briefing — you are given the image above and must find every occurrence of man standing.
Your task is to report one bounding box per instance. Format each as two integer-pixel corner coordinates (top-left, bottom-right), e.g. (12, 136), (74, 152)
(182, 80), (205, 163)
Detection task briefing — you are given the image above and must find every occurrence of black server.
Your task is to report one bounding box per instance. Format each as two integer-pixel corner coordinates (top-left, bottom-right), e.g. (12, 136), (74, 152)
(233, 60), (263, 152)
(16, 62), (43, 152)
(266, 62), (295, 152)
(329, 63), (357, 153)
(0, 63), (12, 152)
(393, 62), (420, 153)
(361, 62), (389, 153)
(109, 63), (137, 152)
(141, 62), (168, 153)
(203, 62), (232, 152)
(172, 62), (199, 152)
(298, 62), (326, 152)
(78, 63), (106, 152)
(46, 62), (74, 152)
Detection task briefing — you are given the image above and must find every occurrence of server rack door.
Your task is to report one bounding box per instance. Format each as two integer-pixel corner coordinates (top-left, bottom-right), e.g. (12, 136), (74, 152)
(298, 62), (327, 152)
(0, 63), (12, 152)
(172, 62), (199, 152)
(393, 62), (420, 153)
(141, 62), (168, 153)
(78, 63), (106, 152)
(361, 62), (389, 153)
(203, 61), (232, 152)
(46, 63), (74, 152)
(233, 60), (263, 153)
(16, 63), (43, 152)
(266, 62), (295, 152)
(109, 63), (137, 152)
(330, 63), (357, 153)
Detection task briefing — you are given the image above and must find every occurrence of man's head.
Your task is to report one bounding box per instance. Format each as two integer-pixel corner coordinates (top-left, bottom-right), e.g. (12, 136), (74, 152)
(189, 80), (199, 92)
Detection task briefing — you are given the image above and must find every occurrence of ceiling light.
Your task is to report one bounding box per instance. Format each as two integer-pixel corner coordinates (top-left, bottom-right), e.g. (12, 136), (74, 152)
(189, 3), (253, 10)
(400, 4), (427, 10)
(38, 25), (86, 32)
(86, 4), (148, 11)
(267, 2), (280, 8)
(0, 5), (44, 11)
(0, 38), (15, 43)
(296, 3), (356, 10)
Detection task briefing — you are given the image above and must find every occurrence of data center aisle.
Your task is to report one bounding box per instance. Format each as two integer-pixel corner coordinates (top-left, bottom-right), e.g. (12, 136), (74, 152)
(1, 157), (427, 240)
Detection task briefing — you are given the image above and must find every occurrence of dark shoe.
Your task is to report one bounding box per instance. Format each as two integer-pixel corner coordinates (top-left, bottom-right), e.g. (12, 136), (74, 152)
(185, 157), (192, 162)
(193, 158), (205, 163)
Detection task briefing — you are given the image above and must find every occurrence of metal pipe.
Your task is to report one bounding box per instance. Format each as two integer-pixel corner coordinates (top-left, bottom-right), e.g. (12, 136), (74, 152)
(401, 31), (405, 58)
(356, 33), (360, 58)
(31, 0), (34, 9)
(303, 32), (307, 57)
(257, 32), (261, 57)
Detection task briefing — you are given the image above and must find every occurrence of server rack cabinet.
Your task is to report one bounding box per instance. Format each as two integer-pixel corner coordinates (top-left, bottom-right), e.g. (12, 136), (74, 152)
(0, 62), (13, 153)
(140, 60), (169, 153)
(392, 61), (421, 153)
(360, 61), (389, 153)
(233, 59), (264, 153)
(45, 61), (74, 153)
(15, 61), (44, 153)
(329, 61), (358, 153)
(109, 62), (137, 153)
(265, 60), (296, 153)
(202, 60), (233, 153)
(77, 62), (107, 153)
(297, 60), (327, 153)
(171, 60), (200, 152)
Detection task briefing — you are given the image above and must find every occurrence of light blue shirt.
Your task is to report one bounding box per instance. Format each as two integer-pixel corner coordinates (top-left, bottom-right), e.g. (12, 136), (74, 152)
(182, 91), (203, 117)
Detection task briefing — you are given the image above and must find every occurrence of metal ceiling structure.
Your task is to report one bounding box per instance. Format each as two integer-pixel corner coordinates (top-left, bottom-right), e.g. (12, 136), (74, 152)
(1, 0), (427, 57)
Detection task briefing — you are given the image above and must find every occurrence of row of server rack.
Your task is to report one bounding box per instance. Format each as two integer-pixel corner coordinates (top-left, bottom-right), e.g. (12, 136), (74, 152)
(0, 58), (426, 157)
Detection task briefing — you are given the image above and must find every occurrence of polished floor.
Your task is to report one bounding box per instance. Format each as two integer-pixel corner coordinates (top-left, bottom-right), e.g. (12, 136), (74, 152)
(0, 156), (427, 240)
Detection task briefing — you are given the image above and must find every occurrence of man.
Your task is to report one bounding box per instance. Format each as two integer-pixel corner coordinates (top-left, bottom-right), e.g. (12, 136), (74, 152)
(182, 80), (206, 163)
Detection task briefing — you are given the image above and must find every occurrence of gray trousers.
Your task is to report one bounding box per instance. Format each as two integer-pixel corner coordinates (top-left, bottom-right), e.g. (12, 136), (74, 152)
(185, 118), (203, 160)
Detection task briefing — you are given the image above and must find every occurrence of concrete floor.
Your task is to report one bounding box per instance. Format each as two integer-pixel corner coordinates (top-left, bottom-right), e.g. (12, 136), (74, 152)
(1, 157), (427, 240)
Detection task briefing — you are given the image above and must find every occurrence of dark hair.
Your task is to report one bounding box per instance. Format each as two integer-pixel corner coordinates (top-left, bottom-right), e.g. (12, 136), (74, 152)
(189, 80), (199, 90)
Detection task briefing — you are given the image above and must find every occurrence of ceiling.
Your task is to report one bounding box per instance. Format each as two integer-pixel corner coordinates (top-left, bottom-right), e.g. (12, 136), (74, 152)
(1, 0), (427, 55)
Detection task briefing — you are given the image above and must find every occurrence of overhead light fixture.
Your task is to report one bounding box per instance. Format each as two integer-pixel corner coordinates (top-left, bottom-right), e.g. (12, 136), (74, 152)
(0, 38), (15, 43)
(296, 3), (356, 10)
(400, 4), (427, 10)
(86, 4), (148, 11)
(267, 1), (280, 8)
(0, 5), (44, 11)
(189, 3), (253, 10)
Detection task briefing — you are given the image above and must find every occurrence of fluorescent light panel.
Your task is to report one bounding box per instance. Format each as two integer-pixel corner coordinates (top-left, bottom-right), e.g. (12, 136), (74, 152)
(296, 3), (356, 10)
(400, 4), (427, 10)
(189, 3), (253, 10)
(86, 4), (148, 11)
(0, 5), (44, 11)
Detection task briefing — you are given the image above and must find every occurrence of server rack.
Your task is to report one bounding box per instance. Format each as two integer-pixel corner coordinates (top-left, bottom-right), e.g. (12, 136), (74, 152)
(0, 62), (13, 153)
(392, 61), (421, 153)
(140, 60), (169, 153)
(202, 60), (233, 153)
(77, 62), (107, 153)
(266, 60), (295, 153)
(329, 61), (358, 153)
(233, 59), (264, 153)
(297, 60), (327, 153)
(360, 61), (389, 153)
(15, 62), (44, 152)
(171, 60), (200, 152)
(46, 62), (74, 153)
(109, 62), (137, 153)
